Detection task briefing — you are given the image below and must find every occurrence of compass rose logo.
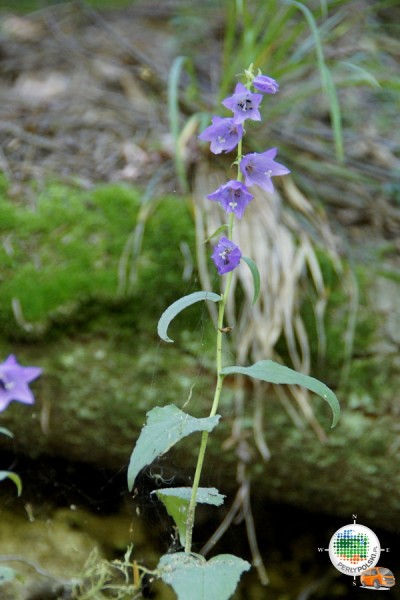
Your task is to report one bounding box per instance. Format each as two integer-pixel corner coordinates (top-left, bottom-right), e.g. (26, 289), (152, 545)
(328, 524), (380, 576)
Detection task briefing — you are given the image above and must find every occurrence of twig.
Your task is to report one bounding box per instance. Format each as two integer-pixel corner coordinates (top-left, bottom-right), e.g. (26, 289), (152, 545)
(199, 485), (245, 557)
(0, 122), (61, 151)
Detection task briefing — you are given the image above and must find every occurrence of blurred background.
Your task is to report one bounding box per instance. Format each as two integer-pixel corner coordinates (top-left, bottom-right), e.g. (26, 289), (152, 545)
(0, 0), (399, 598)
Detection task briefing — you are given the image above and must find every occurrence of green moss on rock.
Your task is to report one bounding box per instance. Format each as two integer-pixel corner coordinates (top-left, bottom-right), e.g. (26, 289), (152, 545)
(0, 180), (195, 339)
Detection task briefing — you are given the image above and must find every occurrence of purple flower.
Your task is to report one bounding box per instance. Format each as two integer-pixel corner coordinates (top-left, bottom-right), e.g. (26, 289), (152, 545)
(212, 237), (242, 275)
(252, 75), (279, 94)
(222, 82), (263, 125)
(198, 116), (243, 154)
(240, 148), (290, 193)
(0, 355), (42, 412)
(207, 180), (254, 219)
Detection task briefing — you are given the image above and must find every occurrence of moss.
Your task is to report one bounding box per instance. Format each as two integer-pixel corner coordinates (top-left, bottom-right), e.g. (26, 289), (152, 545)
(376, 268), (400, 284)
(0, 180), (197, 340)
(0, 328), (219, 467)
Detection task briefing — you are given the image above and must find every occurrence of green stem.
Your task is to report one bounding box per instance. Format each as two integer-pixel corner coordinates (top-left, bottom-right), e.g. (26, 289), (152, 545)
(185, 214), (236, 553)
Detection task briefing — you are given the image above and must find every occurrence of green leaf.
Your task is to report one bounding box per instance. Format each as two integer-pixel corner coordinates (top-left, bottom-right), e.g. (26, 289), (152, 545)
(127, 406), (220, 491)
(284, 0), (344, 162)
(0, 470), (22, 496)
(158, 552), (250, 600)
(0, 427), (14, 438)
(203, 225), (229, 244)
(153, 487), (225, 546)
(0, 566), (17, 586)
(220, 360), (340, 428)
(157, 291), (222, 342)
(340, 61), (381, 89)
(241, 256), (260, 304)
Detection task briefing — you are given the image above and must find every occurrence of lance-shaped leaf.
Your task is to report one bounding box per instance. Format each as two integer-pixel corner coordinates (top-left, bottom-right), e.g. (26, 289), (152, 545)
(241, 256), (260, 304)
(0, 470), (22, 496)
(127, 406), (220, 490)
(158, 552), (250, 600)
(153, 487), (225, 546)
(220, 360), (339, 427)
(0, 427), (14, 438)
(158, 291), (222, 342)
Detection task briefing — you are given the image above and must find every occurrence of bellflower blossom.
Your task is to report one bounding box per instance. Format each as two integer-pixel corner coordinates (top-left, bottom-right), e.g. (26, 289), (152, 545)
(198, 116), (243, 154)
(252, 74), (279, 95)
(0, 354), (42, 412)
(240, 148), (290, 194)
(212, 237), (242, 275)
(222, 82), (263, 125)
(207, 180), (254, 220)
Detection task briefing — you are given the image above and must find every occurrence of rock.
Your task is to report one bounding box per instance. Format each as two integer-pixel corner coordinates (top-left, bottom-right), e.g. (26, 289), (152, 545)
(2, 180), (400, 533)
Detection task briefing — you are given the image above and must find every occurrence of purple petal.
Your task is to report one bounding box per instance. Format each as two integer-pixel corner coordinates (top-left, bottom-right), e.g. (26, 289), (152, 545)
(222, 84), (263, 125)
(252, 75), (279, 94)
(240, 149), (290, 193)
(198, 116), (243, 154)
(0, 354), (42, 411)
(207, 180), (254, 219)
(211, 236), (242, 275)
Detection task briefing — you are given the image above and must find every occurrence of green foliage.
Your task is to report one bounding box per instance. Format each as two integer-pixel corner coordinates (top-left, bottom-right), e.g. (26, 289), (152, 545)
(154, 487), (225, 546)
(0, 182), (139, 325)
(221, 360), (340, 427)
(127, 406), (220, 491)
(0, 426), (13, 438)
(0, 470), (22, 496)
(0, 180), (195, 338)
(157, 291), (222, 343)
(241, 256), (260, 305)
(208, 0), (398, 169)
(285, 0), (343, 161)
(158, 553), (250, 600)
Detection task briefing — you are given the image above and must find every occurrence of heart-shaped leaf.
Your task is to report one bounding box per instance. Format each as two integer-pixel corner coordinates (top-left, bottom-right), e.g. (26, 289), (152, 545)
(158, 552), (250, 600)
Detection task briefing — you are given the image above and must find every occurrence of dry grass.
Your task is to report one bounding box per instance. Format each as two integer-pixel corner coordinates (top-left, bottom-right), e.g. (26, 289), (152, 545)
(193, 162), (342, 443)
